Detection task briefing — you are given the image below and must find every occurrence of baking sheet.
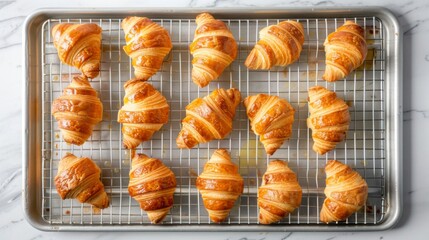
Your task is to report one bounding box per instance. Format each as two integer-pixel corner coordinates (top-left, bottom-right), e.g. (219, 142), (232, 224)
(22, 8), (402, 231)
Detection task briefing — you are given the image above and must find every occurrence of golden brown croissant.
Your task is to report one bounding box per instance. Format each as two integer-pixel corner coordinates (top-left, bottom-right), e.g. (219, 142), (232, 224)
(307, 86), (350, 155)
(117, 79), (169, 149)
(55, 153), (109, 209)
(245, 20), (304, 70)
(52, 23), (102, 79)
(243, 94), (295, 155)
(323, 21), (368, 82)
(52, 75), (103, 146)
(196, 149), (244, 223)
(176, 88), (241, 149)
(190, 13), (237, 88)
(258, 160), (302, 224)
(128, 153), (176, 224)
(122, 17), (172, 81)
(320, 160), (368, 223)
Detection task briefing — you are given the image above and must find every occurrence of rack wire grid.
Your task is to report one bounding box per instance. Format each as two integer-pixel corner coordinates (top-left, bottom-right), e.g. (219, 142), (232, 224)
(41, 16), (385, 226)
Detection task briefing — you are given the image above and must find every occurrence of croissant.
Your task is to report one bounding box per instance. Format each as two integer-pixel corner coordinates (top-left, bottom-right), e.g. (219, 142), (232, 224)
(52, 23), (102, 79)
(307, 86), (350, 155)
(117, 79), (169, 149)
(245, 20), (304, 70)
(244, 94), (295, 155)
(176, 88), (241, 149)
(122, 17), (172, 81)
(323, 21), (368, 82)
(52, 75), (103, 145)
(55, 153), (109, 209)
(190, 13), (238, 88)
(258, 160), (302, 224)
(320, 160), (368, 223)
(128, 153), (176, 224)
(196, 149), (244, 222)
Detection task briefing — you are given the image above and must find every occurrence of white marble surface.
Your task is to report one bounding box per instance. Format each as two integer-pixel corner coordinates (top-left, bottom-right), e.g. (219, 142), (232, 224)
(2, 0), (428, 239)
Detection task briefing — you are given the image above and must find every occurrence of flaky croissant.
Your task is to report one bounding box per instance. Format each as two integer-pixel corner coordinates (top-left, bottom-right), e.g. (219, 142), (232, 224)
(196, 149), (244, 222)
(55, 153), (109, 209)
(128, 153), (176, 224)
(52, 23), (102, 79)
(190, 13), (237, 88)
(245, 20), (304, 70)
(244, 94), (295, 155)
(176, 88), (241, 149)
(122, 17), (172, 81)
(258, 160), (302, 224)
(323, 21), (368, 82)
(320, 160), (368, 223)
(307, 86), (350, 155)
(117, 79), (169, 149)
(52, 75), (103, 146)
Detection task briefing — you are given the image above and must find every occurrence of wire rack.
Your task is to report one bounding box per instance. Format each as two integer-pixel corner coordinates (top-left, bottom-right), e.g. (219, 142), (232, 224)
(41, 16), (386, 226)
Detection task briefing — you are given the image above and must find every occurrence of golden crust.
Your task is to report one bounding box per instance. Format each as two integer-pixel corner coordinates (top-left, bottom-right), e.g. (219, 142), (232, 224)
(307, 86), (350, 155)
(54, 153), (109, 209)
(176, 88), (241, 149)
(323, 21), (368, 82)
(52, 75), (103, 146)
(190, 13), (237, 88)
(118, 80), (169, 149)
(128, 154), (176, 224)
(258, 160), (302, 224)
(245, 20), (304, 70)
(320, 160), (368, 223)
(244, 94), (295, 155)
(196, 149), (244, 222)
(52, 23), (102, 78)
(122, 17), (172, 81)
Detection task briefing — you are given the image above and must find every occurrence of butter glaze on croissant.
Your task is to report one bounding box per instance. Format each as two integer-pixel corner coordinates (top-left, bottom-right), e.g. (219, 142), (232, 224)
(190, 13), (238, 88)
(176, 88), (241, 149)
(128, 153), (176, 224)
(117, 79), (169, 149)
(320, 160), (368, 223)
(52, 75), (103, 146)
(196, 149), (244, 223)
(307, 86), (350, 155)
(55, 153), (109, 209)
(245, 20), (304, 70)
(258, 160), (302, 224)
(323, 21), (368, 82)
(52, 23), (102, 79)
(122, 17), (172, 81)
(244, 94), (295, 156)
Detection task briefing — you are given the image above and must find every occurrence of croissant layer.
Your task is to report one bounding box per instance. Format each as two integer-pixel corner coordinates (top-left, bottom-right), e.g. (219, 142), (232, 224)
(320, 160), (368, 223)
(55, 153), (109, 209)
(176, 88), (241, 149)
(52, 23), (102, 78)
(244, 94), (295, 155)
(307, 86), (350, 155)
(52, 75), (103, 145)
(245, 20), (304, 70)
(122, 17), (172, 81)
(128, 153), (177, 224)
(190, 13), (237, 87)
(323, 21), (367, 82)
(196, 149), (244, 222)
(258, 160), (302, 224)
(118, 79), (169, 149)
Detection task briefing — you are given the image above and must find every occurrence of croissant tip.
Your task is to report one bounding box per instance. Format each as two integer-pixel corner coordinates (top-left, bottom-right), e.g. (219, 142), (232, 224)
(146, 208), (171, 224)
(244, 48), (270, 70)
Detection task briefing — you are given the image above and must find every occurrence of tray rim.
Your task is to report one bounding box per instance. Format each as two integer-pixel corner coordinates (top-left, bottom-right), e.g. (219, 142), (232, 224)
(22, 6), (403, 232)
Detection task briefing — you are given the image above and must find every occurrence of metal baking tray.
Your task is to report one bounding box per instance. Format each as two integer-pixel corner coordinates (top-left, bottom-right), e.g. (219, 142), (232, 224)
(22, 8), (402, 231)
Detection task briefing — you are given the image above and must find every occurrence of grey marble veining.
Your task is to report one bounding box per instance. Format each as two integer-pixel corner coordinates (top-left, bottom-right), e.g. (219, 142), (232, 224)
(2, 0), (429, 239)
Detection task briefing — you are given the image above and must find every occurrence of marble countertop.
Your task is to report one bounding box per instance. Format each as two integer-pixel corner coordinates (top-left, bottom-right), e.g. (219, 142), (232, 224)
(2, 0), (428, 239)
